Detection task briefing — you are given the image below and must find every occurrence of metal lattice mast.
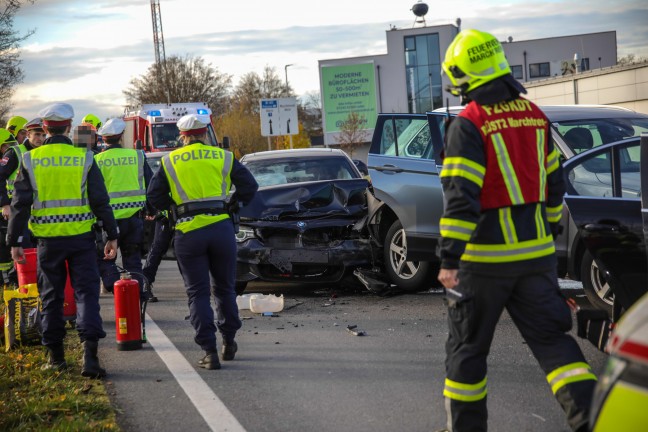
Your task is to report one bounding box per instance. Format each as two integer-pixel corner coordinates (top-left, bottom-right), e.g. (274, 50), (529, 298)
(150, 0), (166, 66)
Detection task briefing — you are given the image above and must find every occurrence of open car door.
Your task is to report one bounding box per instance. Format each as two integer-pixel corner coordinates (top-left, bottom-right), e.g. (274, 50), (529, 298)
(563, 134), (648, 321)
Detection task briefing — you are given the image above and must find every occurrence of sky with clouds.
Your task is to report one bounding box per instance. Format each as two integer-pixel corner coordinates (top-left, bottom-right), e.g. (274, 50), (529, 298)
(9, 0), (648, 124)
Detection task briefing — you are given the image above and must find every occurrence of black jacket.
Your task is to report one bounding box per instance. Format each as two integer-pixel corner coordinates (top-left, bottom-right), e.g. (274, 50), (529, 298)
(439, 77), (566, 276)
(7, 135), (119, 246)
(0, 140), (37, 207)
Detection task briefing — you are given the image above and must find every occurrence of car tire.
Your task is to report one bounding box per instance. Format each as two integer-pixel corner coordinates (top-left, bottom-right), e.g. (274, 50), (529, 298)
(580, 249), (614, 314)
(383, 220), (432, 292)
(235, 281), (248, 295)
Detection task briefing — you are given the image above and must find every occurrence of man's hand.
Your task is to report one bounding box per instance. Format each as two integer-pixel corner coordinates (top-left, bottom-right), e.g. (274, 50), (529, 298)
(11, 246), (25, 264)
(438, 268), (459, 289)
(2, 205), (10, 220)
(104, 239), (118, 260)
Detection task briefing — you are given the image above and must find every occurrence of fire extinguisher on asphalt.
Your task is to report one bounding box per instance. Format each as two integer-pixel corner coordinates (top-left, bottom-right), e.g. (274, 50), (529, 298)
(114, 272), (143, 351)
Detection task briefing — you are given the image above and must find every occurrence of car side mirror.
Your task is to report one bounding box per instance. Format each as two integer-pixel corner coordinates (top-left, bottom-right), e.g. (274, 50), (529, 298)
(222, 136), (230, 150)
(135, 139), (143, 150)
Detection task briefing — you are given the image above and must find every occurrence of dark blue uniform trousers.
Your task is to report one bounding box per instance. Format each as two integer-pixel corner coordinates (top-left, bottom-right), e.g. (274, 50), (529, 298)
(143, 215), (173, 285)
(38, 235), (106, 347)
(99, 214), (144, 293)
(174, 219), (241, 351)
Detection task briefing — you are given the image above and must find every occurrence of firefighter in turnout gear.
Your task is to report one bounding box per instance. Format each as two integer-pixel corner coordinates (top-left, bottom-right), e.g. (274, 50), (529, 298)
(6, 116), (28, 145)
(147, 114), (258, 370)
(95, 118), (153, 297)
(0, 129), (19, 285)
(0, 118), (44, 284)
(436, 30), (596, 432)
(8, 102), (119, 377)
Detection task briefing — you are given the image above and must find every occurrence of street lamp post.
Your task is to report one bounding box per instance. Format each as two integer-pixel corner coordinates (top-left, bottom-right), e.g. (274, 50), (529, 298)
(284, 64), (294, 87)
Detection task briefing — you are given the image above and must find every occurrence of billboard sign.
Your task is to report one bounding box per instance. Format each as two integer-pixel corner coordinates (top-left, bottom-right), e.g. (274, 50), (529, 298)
(321, 63), (377, 134)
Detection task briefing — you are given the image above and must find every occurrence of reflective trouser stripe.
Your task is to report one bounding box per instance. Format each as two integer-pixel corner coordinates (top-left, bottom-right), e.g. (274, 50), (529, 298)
(444, 377), (487, 402)
(547, 362), (597, 394)
(0, 261), (13, 271)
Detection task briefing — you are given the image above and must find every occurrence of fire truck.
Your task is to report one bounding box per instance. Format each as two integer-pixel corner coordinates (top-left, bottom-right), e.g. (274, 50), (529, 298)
(122, 102), (226, 152)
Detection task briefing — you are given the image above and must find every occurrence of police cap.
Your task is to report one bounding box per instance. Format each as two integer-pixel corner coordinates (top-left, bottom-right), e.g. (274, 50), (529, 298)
(38, 103), (74, 127)
(98, 118), (126, 137)
(25, 117), (45, 132)
(177, 114), (209, 136)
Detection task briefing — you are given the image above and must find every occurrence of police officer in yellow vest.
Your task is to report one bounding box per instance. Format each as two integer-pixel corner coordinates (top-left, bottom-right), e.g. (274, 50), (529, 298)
(147, 114), (258, 370)
(8, 102), (119, 378)
(95, 118), (153, 296)
(436, 30), (596, 432)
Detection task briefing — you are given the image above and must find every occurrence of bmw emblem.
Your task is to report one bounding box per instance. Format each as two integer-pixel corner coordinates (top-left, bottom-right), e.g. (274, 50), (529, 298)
(297, 221), (307, 231)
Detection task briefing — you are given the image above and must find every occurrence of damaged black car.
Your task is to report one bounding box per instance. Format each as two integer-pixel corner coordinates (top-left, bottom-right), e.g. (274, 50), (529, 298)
(235, 148), (372, 293)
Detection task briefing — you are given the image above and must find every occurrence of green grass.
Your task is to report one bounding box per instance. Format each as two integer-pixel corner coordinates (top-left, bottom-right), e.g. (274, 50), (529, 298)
(0, 334), (120, 431)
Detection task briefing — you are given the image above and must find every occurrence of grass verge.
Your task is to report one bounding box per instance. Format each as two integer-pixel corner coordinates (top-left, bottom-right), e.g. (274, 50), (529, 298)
(0, 334), (120, 431)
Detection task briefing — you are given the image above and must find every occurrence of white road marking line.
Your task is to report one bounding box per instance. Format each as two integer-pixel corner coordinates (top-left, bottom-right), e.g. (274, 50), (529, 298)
(145, 313), (246, 432)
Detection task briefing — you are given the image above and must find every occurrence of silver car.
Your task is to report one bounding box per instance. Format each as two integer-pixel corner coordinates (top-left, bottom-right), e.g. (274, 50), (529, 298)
(367, 105), (648, 300)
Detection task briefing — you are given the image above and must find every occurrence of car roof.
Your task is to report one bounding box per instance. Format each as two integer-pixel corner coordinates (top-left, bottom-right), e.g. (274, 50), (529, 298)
(242, 147), (350, 161)
(539, 105), (648, 122)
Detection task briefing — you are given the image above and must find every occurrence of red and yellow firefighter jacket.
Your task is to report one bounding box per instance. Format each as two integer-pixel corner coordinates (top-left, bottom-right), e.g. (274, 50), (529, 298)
(439, 97), (565, 275)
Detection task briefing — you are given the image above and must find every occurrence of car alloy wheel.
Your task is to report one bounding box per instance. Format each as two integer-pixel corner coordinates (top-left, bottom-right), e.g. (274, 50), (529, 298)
(383, 220), (431, 291)
(581, 249), (614, 314)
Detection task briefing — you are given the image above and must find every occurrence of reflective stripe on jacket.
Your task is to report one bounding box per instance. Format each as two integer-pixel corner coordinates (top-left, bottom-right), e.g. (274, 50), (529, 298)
(95, 148), (146, 219)
(6, 143), (27, 199)
(161, 143), (233, 233)
(22, 144), (96, 237)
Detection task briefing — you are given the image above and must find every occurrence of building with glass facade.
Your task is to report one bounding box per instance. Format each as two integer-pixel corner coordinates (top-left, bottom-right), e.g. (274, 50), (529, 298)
(318, 23), (617, 147)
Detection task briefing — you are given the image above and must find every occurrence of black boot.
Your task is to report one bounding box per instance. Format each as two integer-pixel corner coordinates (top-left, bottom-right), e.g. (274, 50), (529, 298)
(198, 349), (221, 370)
(81, 340), (106, 378)
(221, 341), (238, 361)
(42, 344), (67, 371)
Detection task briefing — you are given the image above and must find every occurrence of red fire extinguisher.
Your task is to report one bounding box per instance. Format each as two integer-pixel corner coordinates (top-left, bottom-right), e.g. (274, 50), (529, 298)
(114, 272), (142, 351)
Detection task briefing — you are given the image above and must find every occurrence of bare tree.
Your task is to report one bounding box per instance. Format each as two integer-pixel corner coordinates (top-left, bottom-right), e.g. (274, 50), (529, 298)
(0, 0), (36, 119)
(618, 54), (648, 66)
(334, 112), (370, 157)
(231, 65), (292, 115)
(298, 91), (322, 139)
(123, 55), (233, 117)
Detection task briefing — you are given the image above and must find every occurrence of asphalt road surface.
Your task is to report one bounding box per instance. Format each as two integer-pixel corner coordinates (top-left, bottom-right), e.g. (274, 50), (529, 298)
(98, 261), (608, 432)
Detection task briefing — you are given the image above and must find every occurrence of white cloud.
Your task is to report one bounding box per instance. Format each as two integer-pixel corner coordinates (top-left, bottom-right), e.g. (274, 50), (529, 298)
(9, 0), (648, 123)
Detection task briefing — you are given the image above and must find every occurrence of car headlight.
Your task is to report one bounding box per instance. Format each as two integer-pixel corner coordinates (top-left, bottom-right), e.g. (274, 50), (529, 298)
(590, 355), (627, 427)
(235, 225), (257, 243)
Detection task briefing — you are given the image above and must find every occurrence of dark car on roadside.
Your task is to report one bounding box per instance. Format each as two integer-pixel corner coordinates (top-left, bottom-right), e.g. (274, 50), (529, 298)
(563, 133), (648, 428)
(367, 105), (648, 299)
(235, 148), (371, 293)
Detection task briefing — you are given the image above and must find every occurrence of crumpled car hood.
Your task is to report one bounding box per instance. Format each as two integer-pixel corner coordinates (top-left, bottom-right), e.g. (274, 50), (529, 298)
(240, 179), (369, 221)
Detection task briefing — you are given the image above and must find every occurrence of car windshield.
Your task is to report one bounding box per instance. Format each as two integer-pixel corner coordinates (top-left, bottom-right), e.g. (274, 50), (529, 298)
(150, 124), (219, 150)
(244, 156), (357, 187)
(553, 117), (648, 155)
